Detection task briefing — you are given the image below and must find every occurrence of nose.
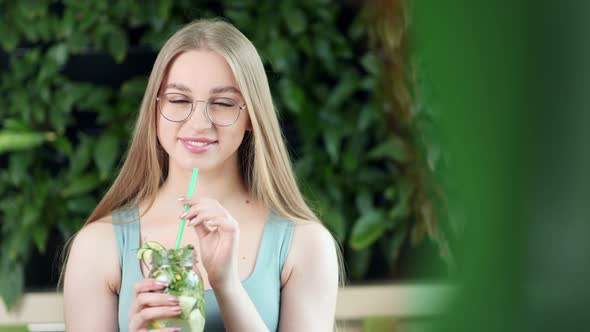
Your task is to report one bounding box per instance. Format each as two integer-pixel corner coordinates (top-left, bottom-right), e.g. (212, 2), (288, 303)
(187, 100), (212, 128)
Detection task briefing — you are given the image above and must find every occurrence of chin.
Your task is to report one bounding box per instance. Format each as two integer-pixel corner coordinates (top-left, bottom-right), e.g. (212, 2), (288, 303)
(174, 157), (219, 173)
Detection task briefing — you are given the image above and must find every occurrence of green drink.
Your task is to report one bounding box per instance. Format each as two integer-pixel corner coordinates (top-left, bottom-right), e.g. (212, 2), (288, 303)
(138, 242), (205, 331)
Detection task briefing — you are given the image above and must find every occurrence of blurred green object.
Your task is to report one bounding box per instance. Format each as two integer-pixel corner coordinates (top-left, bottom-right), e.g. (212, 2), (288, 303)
(412, 0), (527, 331)
(363, 316), (399, 332)
(413, 0), (590, 332)
(0, 0), (452, 309)
(0, 326), (27, 332)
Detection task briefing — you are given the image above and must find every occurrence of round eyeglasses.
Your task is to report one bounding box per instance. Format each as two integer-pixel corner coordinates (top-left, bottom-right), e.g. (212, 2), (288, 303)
(156, 93), (246, 127)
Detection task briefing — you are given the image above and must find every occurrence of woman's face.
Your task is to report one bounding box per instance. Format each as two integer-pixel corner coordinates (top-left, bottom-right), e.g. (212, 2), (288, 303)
(157, 49), (251, 173)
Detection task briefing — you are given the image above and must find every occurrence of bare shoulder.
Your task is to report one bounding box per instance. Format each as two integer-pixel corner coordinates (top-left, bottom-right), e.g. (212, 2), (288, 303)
(278, 219), (339, 330)
(64, 216), (120, 330)
(291, 221), (337, 257)
(282, 220), (339, 284)
(66, 216), (120, 293)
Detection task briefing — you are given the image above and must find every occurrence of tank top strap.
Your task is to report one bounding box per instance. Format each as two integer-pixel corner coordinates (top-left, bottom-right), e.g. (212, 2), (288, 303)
(112, 205), (141, 271)
(264, 211), (296, 275)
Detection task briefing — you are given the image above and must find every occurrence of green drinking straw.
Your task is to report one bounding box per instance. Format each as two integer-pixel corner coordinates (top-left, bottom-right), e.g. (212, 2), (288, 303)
(175, 167), (199, 249)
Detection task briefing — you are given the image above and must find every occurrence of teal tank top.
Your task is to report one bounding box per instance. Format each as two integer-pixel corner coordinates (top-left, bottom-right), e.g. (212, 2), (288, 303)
(112, 205), (295, 331)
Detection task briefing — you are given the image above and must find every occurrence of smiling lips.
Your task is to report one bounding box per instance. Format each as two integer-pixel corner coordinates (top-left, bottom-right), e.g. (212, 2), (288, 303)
(180, 138), (217, 153)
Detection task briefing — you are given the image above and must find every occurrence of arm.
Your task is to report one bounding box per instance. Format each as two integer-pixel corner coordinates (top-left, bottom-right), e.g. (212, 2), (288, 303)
(181, 196), (270, 331)
(278, 222), (339, 332)
(214, 281), (270, 332)
(64, 220), (121, 332)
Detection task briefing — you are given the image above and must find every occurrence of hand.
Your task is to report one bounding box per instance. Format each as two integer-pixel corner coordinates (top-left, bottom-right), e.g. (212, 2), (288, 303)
(179, 196), (240, 291)
(128, 279), (182, 332)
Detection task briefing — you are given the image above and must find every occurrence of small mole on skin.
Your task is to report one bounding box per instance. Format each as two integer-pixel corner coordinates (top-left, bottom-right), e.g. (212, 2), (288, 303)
(246, 200), (250, 204)
(242, 256), (246, 260)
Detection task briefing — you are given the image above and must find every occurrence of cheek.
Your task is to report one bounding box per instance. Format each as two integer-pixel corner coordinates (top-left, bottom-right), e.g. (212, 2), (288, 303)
(156, 116), (178, 147)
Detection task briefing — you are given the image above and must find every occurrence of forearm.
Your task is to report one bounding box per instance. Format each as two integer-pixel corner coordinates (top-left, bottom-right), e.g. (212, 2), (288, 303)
(214, 282), (269, 332)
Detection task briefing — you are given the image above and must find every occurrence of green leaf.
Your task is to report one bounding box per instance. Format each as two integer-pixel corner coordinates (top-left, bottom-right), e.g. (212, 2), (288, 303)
(8, 152), (33, 185)
(380, 228), (407, 270)
(389, 178), (414, 221)
(368, 136), (413, 163)
(62, 173), (100, 198)
(47, 43), (68, 67)
(284, 8), (307, 35)
(325, 70), (359, 109)
(0, 257), (24, 310)
(323, 128), (341, 164)
(0, 20), (18, 50)
(355, 190), (373, 213)
(279, 79), (305, 114)
(69, 136), (92, 177)
(94, 134), (119, 180)
(32, 226), (49, 254)
(358, 105), (377, 130)
(322, 209), (346, 242)
(106, 26), (129, 63)
(66, 195), (97, 214)
(0, 131), (55, 154)
(348, 247), (371, 280)
(53, 136), (73, 158)
(349, 210), (387, 250)
(3, 119), (30, 131)
(266, 38), (291, 73)
(361, 53), (381, 76)
(67, 31), (87, 52)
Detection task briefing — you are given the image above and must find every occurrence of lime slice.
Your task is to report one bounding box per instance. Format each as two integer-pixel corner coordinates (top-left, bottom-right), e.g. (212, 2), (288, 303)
(188, 309), (206, 332)
(178, 295), (198, 317)
(137, 241), (167, 263)
(143, 241), (166, 251)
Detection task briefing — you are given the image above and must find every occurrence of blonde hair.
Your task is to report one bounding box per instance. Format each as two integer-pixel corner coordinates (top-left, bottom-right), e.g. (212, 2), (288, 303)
(86, 18), (318, 225)
(60, 19), (345, 298)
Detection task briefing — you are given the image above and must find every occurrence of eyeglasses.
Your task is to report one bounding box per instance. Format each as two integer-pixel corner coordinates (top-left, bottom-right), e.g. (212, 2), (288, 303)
(156, 93), (246, 127)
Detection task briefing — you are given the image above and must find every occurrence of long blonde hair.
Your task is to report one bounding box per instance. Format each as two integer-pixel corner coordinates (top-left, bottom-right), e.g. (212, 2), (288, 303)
(61, 20), (345, 323)
(86, 18), (317, 225)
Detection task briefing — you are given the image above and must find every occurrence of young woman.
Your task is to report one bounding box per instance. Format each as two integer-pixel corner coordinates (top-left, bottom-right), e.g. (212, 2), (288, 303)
(63, 19), (339, 332)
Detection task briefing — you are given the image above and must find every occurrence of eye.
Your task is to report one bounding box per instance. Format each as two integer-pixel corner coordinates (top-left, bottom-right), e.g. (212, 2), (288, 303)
(169, 99), (191, 104)
(211, 99), (236, 107)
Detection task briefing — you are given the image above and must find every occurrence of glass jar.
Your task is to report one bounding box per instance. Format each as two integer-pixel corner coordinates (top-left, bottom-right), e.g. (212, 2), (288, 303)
(147, 245), (205, 332)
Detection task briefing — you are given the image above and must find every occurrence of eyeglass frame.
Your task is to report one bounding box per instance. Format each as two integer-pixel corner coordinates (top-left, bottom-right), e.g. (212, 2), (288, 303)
(155, 93), (247, 127)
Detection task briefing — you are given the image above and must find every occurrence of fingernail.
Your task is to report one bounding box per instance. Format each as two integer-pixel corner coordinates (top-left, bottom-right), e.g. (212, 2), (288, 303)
(180, 212), (187, 219)
(169, 296), (179, 304)
(156, 281), (168, 287)
(171, 328), (181, 332)
(177, 197), (186, 201)
(188, 219), (195, 226)
(172, 306), (182, 313)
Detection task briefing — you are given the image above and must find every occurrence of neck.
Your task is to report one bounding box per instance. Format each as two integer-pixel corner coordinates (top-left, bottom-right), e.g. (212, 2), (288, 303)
(158, 159), (248, 209)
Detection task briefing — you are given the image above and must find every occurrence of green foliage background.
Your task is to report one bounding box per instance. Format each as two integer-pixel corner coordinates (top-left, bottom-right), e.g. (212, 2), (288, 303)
(0, 0), (452, 309)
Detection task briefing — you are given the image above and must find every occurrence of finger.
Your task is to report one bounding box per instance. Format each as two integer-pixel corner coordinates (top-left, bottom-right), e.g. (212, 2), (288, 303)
(130, 279), (168, 314)
(130, 306), (183, 330)
(136, 292), (179, 309)
(179, 202), (206, 221)
(191, 218), (214, 239)
(139, 305), (183, 322)
(177, 195), (203, 205)
(187, 211), (216, 226)
(207, 215), (239, 233)
(133, 279), (168, 297)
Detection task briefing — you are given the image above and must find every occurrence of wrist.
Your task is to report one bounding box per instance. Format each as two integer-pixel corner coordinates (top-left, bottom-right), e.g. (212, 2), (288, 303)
(212, 277), (241, 298)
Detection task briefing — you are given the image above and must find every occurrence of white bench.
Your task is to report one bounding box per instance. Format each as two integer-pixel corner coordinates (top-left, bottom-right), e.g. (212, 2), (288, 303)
(0, 283), (450, 332)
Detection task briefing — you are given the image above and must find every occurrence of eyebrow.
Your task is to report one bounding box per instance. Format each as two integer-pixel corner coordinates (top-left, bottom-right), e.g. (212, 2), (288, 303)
(165, 83), (241, 95)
